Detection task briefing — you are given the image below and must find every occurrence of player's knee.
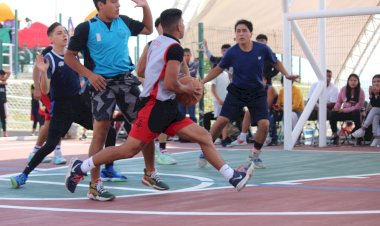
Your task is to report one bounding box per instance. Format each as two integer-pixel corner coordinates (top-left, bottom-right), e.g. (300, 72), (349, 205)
(258, 119), (270, 129)
(196, 129), (213, 145)
(119, 143), (142, 159)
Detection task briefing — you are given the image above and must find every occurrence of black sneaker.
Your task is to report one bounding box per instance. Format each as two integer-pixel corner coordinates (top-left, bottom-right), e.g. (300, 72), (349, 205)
(267, 140), (278, 146)
(65, 158), (85, 193)
(221, 139), (231, 147)
(229, 162), (255, 191)
(332, 135), (339, 145)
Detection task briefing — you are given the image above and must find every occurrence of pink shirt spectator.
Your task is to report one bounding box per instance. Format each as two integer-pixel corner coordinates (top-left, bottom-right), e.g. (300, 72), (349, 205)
(334, 85), (365, 113)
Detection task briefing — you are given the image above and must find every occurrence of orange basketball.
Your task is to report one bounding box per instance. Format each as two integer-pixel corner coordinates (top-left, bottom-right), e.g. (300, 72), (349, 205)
(176, 76), (203, 106)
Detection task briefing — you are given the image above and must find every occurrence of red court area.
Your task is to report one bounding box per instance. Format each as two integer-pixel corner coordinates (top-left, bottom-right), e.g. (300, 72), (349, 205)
(0, 139), (379, 226)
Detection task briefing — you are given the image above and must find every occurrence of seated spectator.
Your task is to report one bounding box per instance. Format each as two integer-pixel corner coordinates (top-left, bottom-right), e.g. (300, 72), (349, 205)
(272, 76), (304, 130)
(330, 73), (365, 145)
(308, 69), (339, 121)
(352, 74), (380, 146)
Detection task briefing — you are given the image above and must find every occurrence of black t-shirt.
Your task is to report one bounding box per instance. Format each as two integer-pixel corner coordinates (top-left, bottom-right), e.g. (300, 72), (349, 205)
(0, 84), (6, 103)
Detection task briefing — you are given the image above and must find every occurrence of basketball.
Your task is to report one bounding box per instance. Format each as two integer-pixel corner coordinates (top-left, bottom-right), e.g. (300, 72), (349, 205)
(176, 76), (203, 106)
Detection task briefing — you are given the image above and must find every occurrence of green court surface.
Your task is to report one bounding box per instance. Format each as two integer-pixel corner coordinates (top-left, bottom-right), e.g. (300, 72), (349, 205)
(1, 149), (379, 199)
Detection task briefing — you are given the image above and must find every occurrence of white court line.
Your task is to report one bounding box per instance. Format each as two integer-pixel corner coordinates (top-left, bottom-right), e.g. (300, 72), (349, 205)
(264, 173), (380, 185)
(0, 172), (215, 201)
(0, 204), (379, 216)
(1, 149), (380, 215)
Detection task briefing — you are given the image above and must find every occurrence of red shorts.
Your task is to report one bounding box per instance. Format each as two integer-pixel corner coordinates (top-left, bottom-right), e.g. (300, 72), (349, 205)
(40, 93), (52, 121)
(129, 97), (193, 143)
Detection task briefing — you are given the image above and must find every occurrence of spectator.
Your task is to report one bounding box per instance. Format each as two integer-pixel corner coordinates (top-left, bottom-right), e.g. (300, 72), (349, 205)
(330, 73), (365, 145)
(308, 69), (339, 121)
(30, 84), (45, 135)
(0, 70), (10, 137)
(203, 39), (231, 68)
(255, 34), (279, 85)
(178, 48), (198, 123)
(273, 76), (304, 130)
(202, 40), (231, 146)
(352, 74), (380, 146)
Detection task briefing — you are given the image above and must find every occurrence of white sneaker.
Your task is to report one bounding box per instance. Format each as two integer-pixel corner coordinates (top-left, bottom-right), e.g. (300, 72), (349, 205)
(197, 153), (207, 168)
(52, 155), (67, 165)
(229, 138), (248, 147)
(370, 138), (380, 147)
(156, 151), (177, 165)
(214, 138), (221, 145)
(352, 128), (365, 138)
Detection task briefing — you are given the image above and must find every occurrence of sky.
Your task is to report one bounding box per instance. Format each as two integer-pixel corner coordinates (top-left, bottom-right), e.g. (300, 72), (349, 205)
(1, 0), (378, 89)
(1, 0), (176, 32)
(1, 0), (177, 61)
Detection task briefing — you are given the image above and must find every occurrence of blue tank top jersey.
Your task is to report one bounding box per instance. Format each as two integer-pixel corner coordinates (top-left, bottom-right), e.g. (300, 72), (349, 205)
(87, 16), (137, 76)
(45, 50), (80, 100)
(219, 41), (277, 89)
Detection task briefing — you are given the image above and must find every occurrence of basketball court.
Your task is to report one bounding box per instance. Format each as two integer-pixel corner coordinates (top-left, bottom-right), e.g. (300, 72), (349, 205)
(1, 139), (379, 225)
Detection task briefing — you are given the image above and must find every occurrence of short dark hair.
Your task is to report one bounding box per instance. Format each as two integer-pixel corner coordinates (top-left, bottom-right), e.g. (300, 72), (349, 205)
(93, 0), (106, 11)
(221, 44), (231, 49)
(183, 48), (191, 53)
(235, 19), (253, 32)
(154, 18), (161, 28)
(160, 8), (182, 32)
(372, 74), (380, 81)
(47, 22), (62, 36)
(327, 69), (332, 74)
(256, 34), (267, 41)
(0, 70), (5, 75)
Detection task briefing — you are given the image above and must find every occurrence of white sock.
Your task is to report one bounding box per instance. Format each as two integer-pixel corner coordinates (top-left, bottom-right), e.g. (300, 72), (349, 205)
(250, 148), (262, 160)
(219, 164), (235, 180)
(32, 145), (41, 154)
(240, 133), (247, 141)
(54, 145), (62, 156)
(81, 157), (95, 174)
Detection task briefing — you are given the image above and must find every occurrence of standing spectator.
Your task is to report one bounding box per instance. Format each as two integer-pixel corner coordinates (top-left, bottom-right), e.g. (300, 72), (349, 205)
(203, 39), (231, 68)
(352, 74), (380, 146)
(255, 34), (279, 85)
(330, 73), (365, 145)
(210, 70), (230, 147)
(0, 70), (10, 137)
(30, 84), (45, 135)
(203, 40), (231, 146)
(178, 48), (198, 123)
(308, 69), (339, 121)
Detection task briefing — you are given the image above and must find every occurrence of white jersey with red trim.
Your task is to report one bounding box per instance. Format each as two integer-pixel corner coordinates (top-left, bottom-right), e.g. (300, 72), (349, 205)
(140, 35), (179, 101)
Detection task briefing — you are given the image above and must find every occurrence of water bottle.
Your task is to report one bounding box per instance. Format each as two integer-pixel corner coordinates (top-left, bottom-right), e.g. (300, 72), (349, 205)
(304, 126), (314, 145)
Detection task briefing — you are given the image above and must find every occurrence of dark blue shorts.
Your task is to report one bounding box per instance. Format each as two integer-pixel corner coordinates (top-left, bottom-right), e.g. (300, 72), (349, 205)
(220, 84), (269, 125)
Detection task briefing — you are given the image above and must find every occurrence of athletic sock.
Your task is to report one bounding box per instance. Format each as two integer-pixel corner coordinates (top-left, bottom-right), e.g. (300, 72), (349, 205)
(54, 145), (62, 156)
(32, 145), (41, 154)
(219, 164), (235, 180)
(81, 157), (95, 174)
(250, 148), (262, 160)
(239, 132), (247, 141)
